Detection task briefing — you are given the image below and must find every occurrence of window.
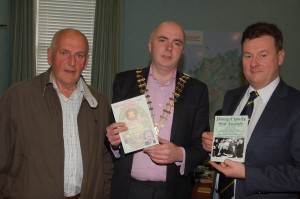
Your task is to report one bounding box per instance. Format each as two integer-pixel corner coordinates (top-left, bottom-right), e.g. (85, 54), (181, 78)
(36, 0), (96, 84)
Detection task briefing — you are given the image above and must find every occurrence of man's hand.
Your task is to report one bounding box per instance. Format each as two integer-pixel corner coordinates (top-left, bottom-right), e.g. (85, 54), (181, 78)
(209, 159), (245, 179)
(143, 137), (183, 164)
(202, 131), (213, 152)
(106, 122), (127, 149)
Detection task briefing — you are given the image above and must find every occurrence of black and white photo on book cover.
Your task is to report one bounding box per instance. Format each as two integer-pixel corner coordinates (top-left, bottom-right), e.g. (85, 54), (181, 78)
(211, 116), (248, 162)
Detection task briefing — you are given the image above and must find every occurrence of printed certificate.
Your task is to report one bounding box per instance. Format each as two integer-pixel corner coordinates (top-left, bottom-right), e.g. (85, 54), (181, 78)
(211, 116), (248, 162)
(111, 95), (158, 154)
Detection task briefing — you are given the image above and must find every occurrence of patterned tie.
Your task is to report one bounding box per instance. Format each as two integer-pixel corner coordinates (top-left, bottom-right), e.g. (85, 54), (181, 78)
(217, 90), (259, 199)
(218, 173), (235, 199)
(240, 90), (259, 121)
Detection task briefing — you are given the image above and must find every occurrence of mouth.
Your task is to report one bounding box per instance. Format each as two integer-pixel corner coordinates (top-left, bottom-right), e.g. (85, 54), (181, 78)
(162, 55), (172, 60)
(250, 68), (262, 73)
(64, 69), (76, 74)
(250, 71), (262, 75)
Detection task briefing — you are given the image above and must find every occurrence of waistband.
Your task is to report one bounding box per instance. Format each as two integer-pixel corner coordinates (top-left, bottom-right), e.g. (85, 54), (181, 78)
(130, 177), (167, 188)
(65, 193), (80, 199)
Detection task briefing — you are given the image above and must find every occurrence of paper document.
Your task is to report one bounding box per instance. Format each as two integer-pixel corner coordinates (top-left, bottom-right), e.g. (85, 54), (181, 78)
(111, 95), (158, 154)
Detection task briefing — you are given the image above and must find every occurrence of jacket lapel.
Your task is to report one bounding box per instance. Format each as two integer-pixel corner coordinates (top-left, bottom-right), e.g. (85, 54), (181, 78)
(246, 81), (287, 156)
(226, 86), (248, 115)
(170, 71), (185, 141)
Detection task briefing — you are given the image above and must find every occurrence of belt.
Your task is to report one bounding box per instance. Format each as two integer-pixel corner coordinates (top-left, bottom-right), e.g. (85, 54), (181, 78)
(65, 193), (80, 199)
(130, 177), (166, 188)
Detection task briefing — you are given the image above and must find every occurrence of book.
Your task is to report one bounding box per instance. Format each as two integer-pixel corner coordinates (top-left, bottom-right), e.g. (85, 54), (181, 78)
(210, 116), (248, 162)
(111, 95), (158, 154)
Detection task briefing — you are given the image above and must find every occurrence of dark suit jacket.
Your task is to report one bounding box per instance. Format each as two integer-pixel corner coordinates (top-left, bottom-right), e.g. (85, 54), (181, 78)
(222, 80), (300, 198)
(109, 67), (210, 199)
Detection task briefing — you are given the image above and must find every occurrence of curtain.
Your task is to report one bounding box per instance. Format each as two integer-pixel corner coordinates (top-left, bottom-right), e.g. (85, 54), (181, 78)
(10, 0), (36, 84)
(91, 0), (122, 102)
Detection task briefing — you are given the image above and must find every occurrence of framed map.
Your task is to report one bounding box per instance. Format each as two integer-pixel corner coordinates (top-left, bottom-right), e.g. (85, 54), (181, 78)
(183, 30), (244, 125)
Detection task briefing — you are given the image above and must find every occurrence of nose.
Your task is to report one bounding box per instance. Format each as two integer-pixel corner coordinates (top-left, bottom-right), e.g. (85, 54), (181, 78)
(250, 56), (258, 67)
(68, 55), (76, 66)
(166, 42), (173, 51)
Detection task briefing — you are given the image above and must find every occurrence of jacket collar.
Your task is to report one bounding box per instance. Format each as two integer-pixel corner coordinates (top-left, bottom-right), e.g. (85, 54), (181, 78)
(41, 67), (98, 108)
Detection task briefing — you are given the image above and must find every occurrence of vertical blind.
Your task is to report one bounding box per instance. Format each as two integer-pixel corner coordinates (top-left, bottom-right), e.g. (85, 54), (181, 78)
(36, 0), (96, 84)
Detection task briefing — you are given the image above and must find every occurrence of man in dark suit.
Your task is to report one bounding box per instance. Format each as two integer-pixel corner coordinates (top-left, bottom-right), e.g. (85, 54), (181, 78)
(202, 22), (300, 198)
(106, 21), (210, 199)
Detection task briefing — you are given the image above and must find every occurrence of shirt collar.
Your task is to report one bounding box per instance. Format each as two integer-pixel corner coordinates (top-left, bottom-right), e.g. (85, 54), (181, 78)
(48, 71), (98, 108)
(248, 76), (280, 103)
(149, 65), (176, 86)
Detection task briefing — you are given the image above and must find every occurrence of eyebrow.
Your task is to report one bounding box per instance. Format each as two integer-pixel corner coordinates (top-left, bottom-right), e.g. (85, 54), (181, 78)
(58, 49), (87, 55)
(174, 39), (184, 44)
(243, 50), (269, 54)
(156, 35), (168, 40)
(156, 35), (184, 44)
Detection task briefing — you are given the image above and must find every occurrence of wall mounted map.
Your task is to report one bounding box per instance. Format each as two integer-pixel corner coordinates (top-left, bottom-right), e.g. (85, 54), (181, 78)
(183, 30), (244, 125)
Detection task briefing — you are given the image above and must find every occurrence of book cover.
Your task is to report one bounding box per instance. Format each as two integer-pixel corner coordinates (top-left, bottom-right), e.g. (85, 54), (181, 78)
(111, 95), (158, 154)
(210, 116), (248, 162)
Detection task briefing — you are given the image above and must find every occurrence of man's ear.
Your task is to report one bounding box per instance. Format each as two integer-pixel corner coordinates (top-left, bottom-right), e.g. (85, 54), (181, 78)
(84, 55), (89, 70)
(148, 40), (152, 53)
(278, 50), (285, 66)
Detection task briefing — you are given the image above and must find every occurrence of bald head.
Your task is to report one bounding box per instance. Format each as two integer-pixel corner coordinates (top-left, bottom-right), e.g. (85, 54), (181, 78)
(150, 21), (186, 44)
(50, 28), (89, 53)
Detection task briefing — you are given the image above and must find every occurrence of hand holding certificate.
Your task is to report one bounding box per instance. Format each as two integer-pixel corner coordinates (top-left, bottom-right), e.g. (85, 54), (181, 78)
(210, 116), (248, 163)
(111, 95), (158, 154)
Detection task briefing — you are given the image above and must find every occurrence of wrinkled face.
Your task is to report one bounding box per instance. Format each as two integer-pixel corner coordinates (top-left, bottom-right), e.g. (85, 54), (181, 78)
(47, 31), (88, 90)
(242, 35), (284, 90)
(148, 22), (185, 71)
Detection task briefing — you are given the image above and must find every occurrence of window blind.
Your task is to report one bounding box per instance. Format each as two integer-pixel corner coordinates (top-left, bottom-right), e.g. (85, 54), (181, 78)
(36, 0), (96, 84)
